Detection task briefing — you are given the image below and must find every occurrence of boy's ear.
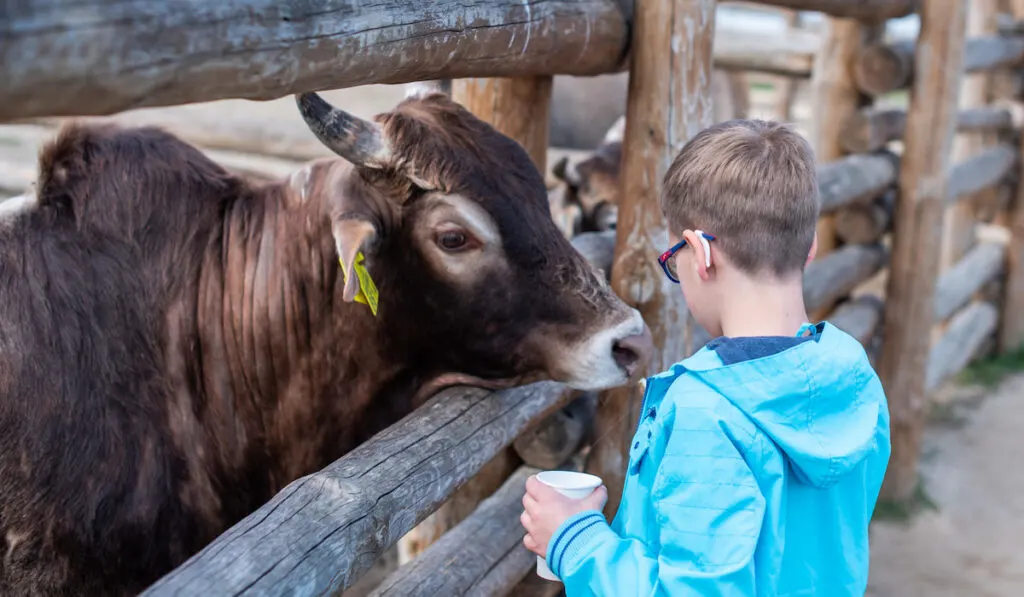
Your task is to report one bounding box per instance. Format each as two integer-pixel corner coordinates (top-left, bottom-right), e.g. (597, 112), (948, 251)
(682, 229), (713, 282)
(806, 232), (818, 267)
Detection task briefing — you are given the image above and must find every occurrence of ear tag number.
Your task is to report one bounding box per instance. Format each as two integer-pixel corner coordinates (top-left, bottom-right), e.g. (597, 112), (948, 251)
(339, 251), (379, 316)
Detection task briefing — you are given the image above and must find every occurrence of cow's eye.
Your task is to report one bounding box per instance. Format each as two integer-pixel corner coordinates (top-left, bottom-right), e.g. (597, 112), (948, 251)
(436, 230), (470, 251)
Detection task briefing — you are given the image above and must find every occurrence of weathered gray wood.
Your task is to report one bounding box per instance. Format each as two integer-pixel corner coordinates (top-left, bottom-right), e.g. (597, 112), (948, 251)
(513, 393), (596, 469)
(926, 301), (999, 390)
(829, 294), (885, 346)
(818, 151), (900, 214)
(370, 466), (540, 597)
(142, 382), (574, 596)
(840, 106), (1014, 153)
(834, 191), (895, 245)
(0, 0), (629, 122)
(713, 20), (817, 77)
(854, 35), (1024, 96)
(720, 0), (916, 22)
(804, 244), (889, 315)
(946, 144), (1017, 204)
(933, 242), (1006, 323)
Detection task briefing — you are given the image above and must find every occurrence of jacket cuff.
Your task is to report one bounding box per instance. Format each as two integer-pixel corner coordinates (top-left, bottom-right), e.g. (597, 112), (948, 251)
(546, 510), (614, 578)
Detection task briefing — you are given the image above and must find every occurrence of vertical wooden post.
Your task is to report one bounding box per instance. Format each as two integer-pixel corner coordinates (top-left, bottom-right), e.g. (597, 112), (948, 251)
(941, 0), (999, 271)
(396, 76), (553, 563)
(877, 0), (968, 503)
(585, 0), (717, 518)
(1001, 0), (1024, 352)
(805, 17), (884, 319)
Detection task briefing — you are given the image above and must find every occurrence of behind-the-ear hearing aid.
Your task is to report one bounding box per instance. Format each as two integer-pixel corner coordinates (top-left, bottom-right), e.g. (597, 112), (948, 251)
(694, 229), (712, 268)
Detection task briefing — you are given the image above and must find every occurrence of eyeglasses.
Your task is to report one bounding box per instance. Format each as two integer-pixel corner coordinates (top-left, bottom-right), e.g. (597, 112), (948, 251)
(657, 231), (716, 283)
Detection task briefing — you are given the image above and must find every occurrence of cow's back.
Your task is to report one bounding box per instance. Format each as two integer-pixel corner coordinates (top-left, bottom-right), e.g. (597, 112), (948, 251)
(0, 124), (240, 595)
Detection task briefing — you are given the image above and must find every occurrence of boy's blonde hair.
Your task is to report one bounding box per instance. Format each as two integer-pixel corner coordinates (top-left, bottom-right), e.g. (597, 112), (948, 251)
(662, 118), (820, 277)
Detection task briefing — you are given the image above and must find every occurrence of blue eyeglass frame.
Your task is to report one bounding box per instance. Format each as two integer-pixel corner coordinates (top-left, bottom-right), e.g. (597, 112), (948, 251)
(657, 231), (716, 283)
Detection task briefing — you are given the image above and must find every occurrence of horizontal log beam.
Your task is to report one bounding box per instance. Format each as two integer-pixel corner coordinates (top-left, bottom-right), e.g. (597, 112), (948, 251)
(1, 0), (629, 122)
(855, 35), (1024, 96)
(829, 294), (885, 346)
(834, 191), (895, 245)
(933, 241), (1006, 323)
(713, 21), (817, 78)
(840, 106), (1014, 154)
(804, 243), (889, 315)
(818, 152), (900, 214)
(370, 466), (540, 597)
(721, 0), (917, 22)
(946, 143), (1017, 204)
(926, 301), (999, 391)
(142, 382), (574, 596)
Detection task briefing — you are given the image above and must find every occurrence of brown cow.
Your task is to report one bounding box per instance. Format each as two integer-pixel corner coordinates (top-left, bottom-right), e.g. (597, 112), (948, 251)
(0, 91), (652, 596)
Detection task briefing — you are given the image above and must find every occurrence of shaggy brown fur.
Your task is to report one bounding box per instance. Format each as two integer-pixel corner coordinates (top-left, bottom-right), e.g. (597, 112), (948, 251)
(0, 93), (637, 595)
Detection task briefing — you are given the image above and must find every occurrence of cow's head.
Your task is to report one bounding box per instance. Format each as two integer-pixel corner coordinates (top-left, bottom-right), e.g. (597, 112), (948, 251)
(552, 142), (621, 233)
(294, 92), (651, 393)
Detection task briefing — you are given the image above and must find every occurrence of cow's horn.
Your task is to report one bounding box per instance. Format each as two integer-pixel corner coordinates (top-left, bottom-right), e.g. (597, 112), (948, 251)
(296, 92), (391, 168)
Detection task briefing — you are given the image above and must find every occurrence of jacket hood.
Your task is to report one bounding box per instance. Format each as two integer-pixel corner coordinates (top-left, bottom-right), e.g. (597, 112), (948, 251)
(678, 322), (885, 489)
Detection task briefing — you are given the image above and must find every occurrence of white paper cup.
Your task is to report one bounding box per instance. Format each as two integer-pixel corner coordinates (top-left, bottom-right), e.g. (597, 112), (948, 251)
(534, 470), (604, 582)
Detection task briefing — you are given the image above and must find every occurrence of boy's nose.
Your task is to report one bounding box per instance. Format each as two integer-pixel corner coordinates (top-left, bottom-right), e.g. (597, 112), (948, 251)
(612, 324), (654, 378)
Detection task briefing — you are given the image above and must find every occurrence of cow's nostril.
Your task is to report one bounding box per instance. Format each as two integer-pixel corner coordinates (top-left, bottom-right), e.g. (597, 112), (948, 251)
(612, 326), (654, 378)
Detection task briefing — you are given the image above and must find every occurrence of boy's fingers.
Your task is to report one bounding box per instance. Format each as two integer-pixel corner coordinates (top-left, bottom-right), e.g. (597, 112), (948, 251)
(525, 475), (558, 500)
(520, 510), (533, 531)
(581, 485), (608, 510)
(522, 493), (539, 513)
(523, 533), (540, 554)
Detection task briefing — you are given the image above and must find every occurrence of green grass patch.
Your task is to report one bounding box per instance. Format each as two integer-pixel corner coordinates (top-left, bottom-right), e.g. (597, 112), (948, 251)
(871, 482), (937, 524)
(958, 343), (1024, 388)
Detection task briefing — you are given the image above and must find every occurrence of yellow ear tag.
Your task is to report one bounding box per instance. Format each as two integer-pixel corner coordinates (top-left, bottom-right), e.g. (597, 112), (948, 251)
(339, 251), (379, 316)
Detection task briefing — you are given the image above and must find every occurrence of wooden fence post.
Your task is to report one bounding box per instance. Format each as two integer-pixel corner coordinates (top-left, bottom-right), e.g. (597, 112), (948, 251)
(877, 0), (968, 503)
(585, 0), (717, 519)
(396, 76), (553, 564)
(1001, 0), (1024, 352)
(941, 0), (1000, 272)
(806, 15), (884, 320)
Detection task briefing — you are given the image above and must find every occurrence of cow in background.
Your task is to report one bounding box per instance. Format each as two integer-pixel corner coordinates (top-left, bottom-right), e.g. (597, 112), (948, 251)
(0, 91), (652, 596)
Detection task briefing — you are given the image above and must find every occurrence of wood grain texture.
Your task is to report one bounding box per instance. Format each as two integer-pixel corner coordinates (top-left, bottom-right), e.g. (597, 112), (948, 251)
(839, 106), (1014, 154)
(943, 0), (1001, 273)
(713, 19), (817, 77)
(142, 382), (574, 596)
(946, 144), (1017, 204)
(587, 0), (717, 520)
(818, 151), (900, 214)
(934, 241), (1006, 323)
(719, 0), (916, 22)
(803, 243), (889, 315)
(513, 393), (597, 469)
(926, 301), (1000, 390)
(1002, 0), (1024, 353)
(854, 34), (1024, 97)
(0, 0), (628, 121)
(370, 466), (541, 597)
(877, 0), (968, 503)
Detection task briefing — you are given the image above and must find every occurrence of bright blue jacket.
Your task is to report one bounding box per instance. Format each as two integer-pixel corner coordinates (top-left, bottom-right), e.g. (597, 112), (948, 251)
(546, 321), (891, 596)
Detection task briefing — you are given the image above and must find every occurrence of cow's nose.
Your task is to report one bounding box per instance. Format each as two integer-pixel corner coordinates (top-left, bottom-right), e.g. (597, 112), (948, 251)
(612, 324), (654, 378)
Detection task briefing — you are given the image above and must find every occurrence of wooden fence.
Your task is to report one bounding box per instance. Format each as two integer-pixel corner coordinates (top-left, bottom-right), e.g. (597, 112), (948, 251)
(3, 0), (1024, 595)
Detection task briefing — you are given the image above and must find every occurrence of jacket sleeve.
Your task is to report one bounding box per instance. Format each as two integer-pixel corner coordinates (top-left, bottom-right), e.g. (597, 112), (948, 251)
(546, 404), (768, 597)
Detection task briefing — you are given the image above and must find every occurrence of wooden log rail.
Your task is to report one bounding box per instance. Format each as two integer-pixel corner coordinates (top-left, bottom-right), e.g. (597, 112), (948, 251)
(946, 144), (1017, 204)
(721, 0), (916, 22)
(933, 241), (1006, 323)
(926, 301), (1000, 390)
(0, 0), (630, 122)
(840, 106), (1014, 154)
(855, 34), (1024, 97)
(818, 152), (900, 214)
(142, 382), (574, 596)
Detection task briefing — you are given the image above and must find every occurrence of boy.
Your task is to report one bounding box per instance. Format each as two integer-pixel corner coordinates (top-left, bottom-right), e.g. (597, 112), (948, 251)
(520, 119), (891, 596)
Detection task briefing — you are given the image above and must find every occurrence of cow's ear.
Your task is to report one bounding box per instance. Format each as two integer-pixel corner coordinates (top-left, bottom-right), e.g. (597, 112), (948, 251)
(332, 217), (377, 303)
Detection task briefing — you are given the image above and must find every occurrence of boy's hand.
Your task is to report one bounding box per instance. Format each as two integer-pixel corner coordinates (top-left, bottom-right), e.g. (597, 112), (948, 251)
(520, 474), (608, 557)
